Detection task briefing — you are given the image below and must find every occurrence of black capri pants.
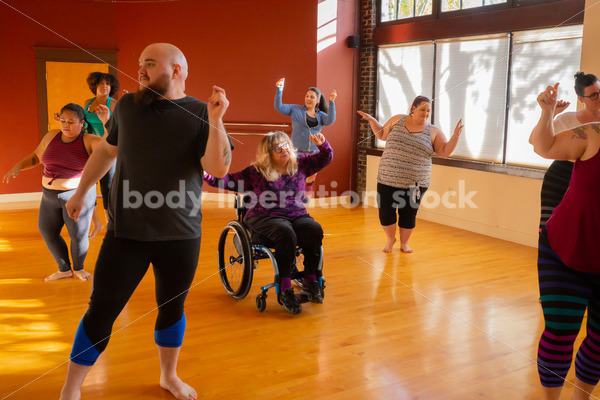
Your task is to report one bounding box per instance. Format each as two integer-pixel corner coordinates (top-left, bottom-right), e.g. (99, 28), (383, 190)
(377, 182), (428, 229)
(78, 230), (200, 359)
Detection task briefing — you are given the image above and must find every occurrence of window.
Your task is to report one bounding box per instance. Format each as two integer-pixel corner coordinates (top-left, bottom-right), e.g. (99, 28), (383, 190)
(381, 0), (433, 21)
(381, 0), (555, 22)
(376, 25), (583, 168)
(442, 0), (507, 12)
(506, 26), (583, 167)
(377, 41), (434, 147)
(435, 35), (509, 162)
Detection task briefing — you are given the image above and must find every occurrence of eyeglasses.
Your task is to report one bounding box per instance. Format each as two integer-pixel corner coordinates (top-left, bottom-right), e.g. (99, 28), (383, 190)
(273, 142), (290, 154)
(582, 90), (600, 101)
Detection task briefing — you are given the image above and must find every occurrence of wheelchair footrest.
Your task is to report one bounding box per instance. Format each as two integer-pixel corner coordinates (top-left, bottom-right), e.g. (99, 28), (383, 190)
(297, 292), (310, 303)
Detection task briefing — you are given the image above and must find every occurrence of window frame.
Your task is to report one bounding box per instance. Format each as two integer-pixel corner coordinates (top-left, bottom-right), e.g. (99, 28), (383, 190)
(371, 0), (585, 177)
(378, 0), (567, 25)
(380, 0), (438, 23)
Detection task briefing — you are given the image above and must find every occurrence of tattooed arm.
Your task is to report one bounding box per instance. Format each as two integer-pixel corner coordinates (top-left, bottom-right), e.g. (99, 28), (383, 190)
(530, 84), (589, 160)
(532, 124), (592, 161)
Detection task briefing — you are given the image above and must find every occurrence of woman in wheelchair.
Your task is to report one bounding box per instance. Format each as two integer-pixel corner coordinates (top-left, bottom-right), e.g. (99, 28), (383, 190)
(204, 131), (333, 314)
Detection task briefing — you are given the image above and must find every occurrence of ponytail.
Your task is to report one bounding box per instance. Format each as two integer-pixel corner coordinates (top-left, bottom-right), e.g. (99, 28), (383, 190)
(59, 103), (87, 133)
(308, 86), (328, 114)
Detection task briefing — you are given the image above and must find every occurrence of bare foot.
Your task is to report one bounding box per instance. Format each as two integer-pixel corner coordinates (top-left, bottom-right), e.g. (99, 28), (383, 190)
(383, 238), (396, 253)
(88, 221), (104, 239)
(160, 376), (197, 400)
(59, 388), (81, 400)
(73, 270), (92, 281)
(400, 244), (413, 253)
(44, 270), (73, 281)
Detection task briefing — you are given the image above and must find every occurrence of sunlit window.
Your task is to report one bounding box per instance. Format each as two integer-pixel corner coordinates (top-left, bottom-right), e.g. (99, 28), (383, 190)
(381, 0), (559, 22)
(381, 0), (433, 21)
(376, 25), (583, 168)
(377, 42), (434, 147)
(442, 0), (507, 12)
(435, 34), (509, 162)
(506, 26), (583, 167)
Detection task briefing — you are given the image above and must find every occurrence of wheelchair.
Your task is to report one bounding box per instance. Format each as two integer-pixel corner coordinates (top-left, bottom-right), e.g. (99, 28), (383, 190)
(217, 194), (325, 312)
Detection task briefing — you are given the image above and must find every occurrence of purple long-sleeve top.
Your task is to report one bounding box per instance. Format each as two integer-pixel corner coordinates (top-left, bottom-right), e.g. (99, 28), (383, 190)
(204, 140), (333, 219)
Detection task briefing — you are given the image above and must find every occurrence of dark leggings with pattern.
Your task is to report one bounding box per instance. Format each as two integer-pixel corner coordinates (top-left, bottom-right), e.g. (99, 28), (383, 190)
(539, 160), (573, 230)
(537, 228), (600, 387)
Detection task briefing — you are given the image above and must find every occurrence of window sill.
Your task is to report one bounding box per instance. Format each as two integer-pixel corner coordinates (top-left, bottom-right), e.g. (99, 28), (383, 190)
(365, 148), (545, 179)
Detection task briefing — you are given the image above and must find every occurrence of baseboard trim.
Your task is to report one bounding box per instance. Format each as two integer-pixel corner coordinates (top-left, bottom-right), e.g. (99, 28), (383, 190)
(0, 192), (42, 210)
(416, 209), (537, 248)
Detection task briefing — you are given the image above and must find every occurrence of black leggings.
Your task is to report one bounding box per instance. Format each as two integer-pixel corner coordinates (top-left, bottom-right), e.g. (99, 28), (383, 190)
(70, 230), (200, 365)
(377, 182), (427, 229)
(245, 214), (323, 278)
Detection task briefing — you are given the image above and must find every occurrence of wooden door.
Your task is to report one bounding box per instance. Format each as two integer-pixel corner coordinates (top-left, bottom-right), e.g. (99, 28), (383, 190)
(45, 61), (108, 131)
(35, 47), (118, 140)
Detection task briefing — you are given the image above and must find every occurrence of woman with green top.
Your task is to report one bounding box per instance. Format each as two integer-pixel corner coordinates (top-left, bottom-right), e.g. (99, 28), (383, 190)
(83, 72), (119, 238)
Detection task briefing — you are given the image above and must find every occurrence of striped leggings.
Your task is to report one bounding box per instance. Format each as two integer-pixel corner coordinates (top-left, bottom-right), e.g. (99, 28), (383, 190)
(537, 228), (600, 387)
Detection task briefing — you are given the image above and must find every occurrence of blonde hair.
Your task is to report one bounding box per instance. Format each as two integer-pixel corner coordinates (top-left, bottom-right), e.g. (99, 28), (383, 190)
(252, 131), (298, 181)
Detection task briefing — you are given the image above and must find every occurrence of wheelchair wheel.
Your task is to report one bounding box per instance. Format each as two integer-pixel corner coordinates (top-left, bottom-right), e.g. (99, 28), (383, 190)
(256, 293), (267, 312)
(218, 221), (253, 300)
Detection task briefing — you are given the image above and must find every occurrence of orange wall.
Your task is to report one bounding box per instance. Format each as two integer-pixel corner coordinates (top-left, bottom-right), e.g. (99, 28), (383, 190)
(317, 0), (358, 195)
(0, 0), (356, 196)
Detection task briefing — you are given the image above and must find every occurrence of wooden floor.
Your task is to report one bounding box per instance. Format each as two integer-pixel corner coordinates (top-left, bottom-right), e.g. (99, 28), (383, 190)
(0, 201), (588, 399)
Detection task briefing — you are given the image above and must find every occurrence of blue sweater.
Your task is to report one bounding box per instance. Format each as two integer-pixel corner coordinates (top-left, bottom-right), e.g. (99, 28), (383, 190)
(274, 87), (336, 152)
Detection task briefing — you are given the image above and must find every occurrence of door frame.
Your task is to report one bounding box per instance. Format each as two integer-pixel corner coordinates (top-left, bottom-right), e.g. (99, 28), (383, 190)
(35, 47), (118, 140)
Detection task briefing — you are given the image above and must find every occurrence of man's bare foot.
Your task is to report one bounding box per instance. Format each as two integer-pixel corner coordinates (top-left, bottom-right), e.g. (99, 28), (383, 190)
(88, 221), (104, 239)
(59, 388), (81, 400)
(73, 270), (92, 281)
(44, 270), (73, 281)
(400, 244), (413, 253)
(383, 238), (396, 253)
(160, 375), (197, 400)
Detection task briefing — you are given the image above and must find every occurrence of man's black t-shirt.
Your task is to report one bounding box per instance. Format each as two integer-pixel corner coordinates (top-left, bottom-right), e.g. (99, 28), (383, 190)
(105, 93), (209, 241)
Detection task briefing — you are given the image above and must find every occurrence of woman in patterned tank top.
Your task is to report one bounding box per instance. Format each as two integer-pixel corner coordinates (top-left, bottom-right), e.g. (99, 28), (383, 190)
(358, 96), (463, 254)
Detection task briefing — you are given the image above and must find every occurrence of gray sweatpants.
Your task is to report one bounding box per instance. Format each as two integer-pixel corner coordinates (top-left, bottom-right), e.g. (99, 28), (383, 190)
(38, 187), (96, 272)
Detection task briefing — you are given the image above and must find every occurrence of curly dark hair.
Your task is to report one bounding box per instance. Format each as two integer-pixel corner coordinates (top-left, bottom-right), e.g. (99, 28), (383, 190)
(86, 72), (120, 97)
(574, 72), (599, 97)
